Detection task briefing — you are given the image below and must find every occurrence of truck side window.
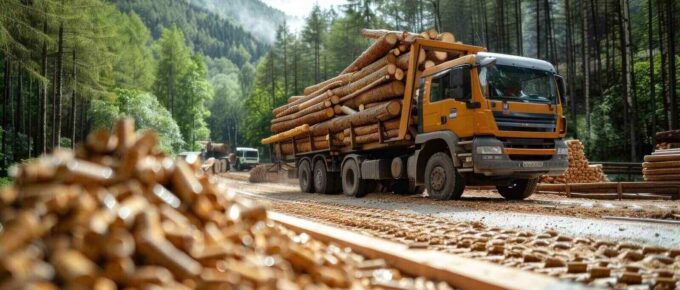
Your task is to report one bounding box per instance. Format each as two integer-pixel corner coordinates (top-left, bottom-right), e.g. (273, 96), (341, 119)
(448, 66), (472, 100)
(429, 74), (447, 102)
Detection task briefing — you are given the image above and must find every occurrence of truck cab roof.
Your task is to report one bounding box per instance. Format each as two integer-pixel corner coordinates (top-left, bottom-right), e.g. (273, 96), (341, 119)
(476, 52), (556, 73)
(236, 147), (258, 152)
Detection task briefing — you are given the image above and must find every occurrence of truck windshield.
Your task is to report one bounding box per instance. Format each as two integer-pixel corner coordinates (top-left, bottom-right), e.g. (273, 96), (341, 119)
(479, 64), (557, 104)
(245, 151), (258, 158)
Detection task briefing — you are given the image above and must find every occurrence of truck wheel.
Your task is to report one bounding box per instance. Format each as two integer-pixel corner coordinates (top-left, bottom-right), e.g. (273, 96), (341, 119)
(313, 160), (340, 194)
(425, 152), (465, 200)
(298, 160), (314, 193)
(342, 159), (368, 197)
(496, 178), (538, 200)
(391, 180), (424, 195)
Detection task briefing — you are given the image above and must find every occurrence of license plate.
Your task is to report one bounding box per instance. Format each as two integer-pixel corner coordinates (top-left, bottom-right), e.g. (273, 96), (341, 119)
(522, 161), (544, 168)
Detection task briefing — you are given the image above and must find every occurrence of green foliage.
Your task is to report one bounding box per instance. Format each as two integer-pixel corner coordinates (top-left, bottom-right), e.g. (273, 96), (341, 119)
(111, 0), (267, 65)
(89, 89), (185, 153)
(111, 12), (156, 91)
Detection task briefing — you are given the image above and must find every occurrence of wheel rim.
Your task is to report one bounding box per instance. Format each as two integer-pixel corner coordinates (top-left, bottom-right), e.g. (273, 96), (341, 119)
(430, 166), (446, 191)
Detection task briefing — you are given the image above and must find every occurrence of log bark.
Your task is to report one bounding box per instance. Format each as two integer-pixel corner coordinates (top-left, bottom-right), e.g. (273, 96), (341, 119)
(438, 32), (456, 43)
(302, 73), (352, 96)
(287, 96), (303, 104)
(656, 129), (680, 143)
(396, 50), (426, 70)
(261, 124), (310, 144)
(359, 101), (389, 111)
(279, 140), (329, 155)
(343, 128), (412, 145)
(343, 118), (403, 136)
(311, 100), (401, 135)
(426, 29), (439, 40)
(427, 49), (447, 62)
(274, 80), (344, 116)
(360, 29), (421, 43)
(276, 90), (333, 118)
(348, 53), (396, 83)
(340, 106), (356, 115)
(271, 108), (334, 133)
(272, 99), (332, 124)
(344, 81), (405, 109)
(333, 105), (343, 116)
(339, 76), (390, 104)
(333, 64), (400, 98)
(341, 33), (398, 74)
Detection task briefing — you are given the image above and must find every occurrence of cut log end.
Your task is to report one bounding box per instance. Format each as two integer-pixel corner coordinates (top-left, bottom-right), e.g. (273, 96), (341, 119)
(386, 101), (402, 116)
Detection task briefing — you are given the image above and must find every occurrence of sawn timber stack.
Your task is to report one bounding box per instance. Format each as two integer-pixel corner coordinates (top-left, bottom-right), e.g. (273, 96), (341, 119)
(264, 29), (470, 156)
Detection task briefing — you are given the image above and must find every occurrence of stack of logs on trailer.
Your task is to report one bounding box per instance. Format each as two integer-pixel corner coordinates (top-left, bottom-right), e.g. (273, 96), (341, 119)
(262, 29), (459, 155)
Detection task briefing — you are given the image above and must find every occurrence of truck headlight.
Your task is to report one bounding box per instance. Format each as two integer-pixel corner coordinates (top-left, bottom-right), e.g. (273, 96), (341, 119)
(476, 146), (503, 155)
(557, 148), (568, 155)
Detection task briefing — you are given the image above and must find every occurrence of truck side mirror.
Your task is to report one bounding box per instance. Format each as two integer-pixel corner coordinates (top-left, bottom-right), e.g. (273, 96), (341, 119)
(556, 75), (567, 105)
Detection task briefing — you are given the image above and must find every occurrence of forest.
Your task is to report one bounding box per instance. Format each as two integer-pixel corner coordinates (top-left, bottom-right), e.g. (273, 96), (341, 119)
(0, 0), (678, 177)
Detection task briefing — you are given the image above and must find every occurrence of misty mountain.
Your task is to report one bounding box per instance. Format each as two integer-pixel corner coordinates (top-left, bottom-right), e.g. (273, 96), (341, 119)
(111, 0), (268, 66)
(192, 0), (288, 44)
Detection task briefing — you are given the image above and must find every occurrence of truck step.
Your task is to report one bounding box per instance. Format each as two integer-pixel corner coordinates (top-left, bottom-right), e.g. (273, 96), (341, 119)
(457, 140), (473, 146)
(457, 168), (474, 173)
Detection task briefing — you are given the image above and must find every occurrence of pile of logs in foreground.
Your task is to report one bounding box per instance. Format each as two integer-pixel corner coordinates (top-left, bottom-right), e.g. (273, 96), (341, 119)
(262, 29), (460, 155)
(643, 147), (680, 182)
(540, 140), (609, 184)
(0, 119), (455, 290)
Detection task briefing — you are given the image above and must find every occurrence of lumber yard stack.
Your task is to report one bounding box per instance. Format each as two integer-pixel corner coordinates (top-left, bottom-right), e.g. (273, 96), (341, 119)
(262, 29), (459, 155)
(0, 119), (456, 290)
(643, 148), (680, 181)
(540, 140), (609, 184)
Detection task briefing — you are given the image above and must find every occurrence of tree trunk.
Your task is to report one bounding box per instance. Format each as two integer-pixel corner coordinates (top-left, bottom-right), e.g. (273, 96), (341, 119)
(53, 22), (64, 149)
(535, 0), (540, 58)
(396, 49), (426, 70)
(581, 0), (591, 140)
(590, 0), (602, 92)
(515, 0), (522, 55)
(343, 118), (404, 136)
(619, 0), (636, 161)
(564, 0), (577, 138)
(2, 57), (10, 174)
(273, 97), (333, 124)
(71, 49), (77, 149)
(15, 67), (23, 161)
(40, 15), (47, 154)
(648, 0), (656, 140)
(657, 0), (669, 129)
(666, 0), (677, 129)
(343, 128), (409, 145)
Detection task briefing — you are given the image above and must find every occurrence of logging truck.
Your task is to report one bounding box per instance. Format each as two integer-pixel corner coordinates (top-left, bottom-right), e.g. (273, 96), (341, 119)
(264, 31), (569, 200)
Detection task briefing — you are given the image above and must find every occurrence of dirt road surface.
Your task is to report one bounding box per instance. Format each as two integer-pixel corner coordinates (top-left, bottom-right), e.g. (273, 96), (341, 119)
(218, 177), (680, 248)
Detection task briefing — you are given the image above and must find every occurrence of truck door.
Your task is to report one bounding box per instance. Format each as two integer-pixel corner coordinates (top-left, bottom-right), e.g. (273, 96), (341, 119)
(421, 65), (474, 136)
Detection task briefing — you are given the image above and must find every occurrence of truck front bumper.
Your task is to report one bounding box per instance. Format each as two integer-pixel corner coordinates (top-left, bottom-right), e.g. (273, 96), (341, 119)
(471, 137), (569, 178)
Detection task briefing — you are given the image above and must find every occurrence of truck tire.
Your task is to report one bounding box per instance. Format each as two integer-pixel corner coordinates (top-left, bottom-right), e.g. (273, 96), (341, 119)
(342, 159), (368, 197)
(298, 160), (314, 193)
(496, 178), (538, 200)
(424, 152), (465, 200)
(313, 159), (340, 194)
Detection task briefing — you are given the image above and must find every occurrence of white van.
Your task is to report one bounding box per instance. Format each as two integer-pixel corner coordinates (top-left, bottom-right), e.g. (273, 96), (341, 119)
(235, 147), (259, 170)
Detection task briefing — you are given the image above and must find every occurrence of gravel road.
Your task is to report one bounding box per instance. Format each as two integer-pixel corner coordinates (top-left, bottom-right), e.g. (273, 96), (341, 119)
(218, 177), (680, 248)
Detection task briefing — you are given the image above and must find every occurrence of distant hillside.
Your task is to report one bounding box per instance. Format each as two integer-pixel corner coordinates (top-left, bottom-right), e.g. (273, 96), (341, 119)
(193, 0), (288, 44)
(112, 0), (267, 66)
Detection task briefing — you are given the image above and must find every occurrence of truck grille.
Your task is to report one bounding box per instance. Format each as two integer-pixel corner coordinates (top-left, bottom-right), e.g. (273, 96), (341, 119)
(501, 138), (555, 149)
(493, 112), (557, 132)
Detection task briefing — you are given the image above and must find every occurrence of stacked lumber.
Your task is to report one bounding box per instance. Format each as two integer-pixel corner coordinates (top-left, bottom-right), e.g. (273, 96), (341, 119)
(643, 148), (680, 181)
(0, 119), (453, 289)
(540, 140), (609, 184)
(265, 28), (459, 155)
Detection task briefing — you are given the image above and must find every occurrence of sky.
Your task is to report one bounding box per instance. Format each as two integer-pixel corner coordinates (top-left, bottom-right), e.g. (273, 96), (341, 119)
(260, 0), (347, 32)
